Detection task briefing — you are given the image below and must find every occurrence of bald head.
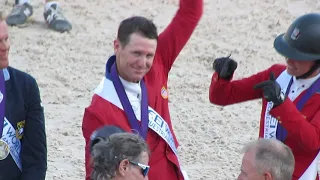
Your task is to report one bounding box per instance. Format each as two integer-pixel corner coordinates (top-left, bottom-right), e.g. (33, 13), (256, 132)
(240, 138), (295, 180)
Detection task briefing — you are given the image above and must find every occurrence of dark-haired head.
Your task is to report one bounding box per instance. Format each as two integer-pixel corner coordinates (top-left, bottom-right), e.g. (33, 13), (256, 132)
(114, 16), (158, 83)
(117, 16), (158, 47)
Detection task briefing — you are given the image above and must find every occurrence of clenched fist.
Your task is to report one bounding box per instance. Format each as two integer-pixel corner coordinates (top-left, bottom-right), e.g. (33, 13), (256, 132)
(212, 55), (238, 80)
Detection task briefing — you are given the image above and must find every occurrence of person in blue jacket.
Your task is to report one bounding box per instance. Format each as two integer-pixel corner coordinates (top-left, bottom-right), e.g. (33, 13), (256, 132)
(0, 12), (47, 180)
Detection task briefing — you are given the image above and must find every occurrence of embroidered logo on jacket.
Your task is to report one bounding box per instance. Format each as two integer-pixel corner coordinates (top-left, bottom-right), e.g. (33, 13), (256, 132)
(161, 86), (168, 99)
(16, 120), (25, 140)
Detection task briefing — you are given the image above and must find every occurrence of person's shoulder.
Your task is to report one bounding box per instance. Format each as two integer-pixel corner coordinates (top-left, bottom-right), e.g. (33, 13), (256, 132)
(269, 63), (286, 71)
(8, 66), (37, 84)
(89, 94), (114, 109)
(267, 63), (287, 78)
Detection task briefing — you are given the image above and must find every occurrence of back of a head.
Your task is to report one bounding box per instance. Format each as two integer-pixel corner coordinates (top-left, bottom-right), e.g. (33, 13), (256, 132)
(91, 132), (149, 180)
(117, 16), (158, 47)
(90, 125), (126, 154)
(243, 138), (295, 180)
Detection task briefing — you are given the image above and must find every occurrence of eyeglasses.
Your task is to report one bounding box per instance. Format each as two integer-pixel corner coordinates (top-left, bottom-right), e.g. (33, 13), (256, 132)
(129, 160), (150, 177)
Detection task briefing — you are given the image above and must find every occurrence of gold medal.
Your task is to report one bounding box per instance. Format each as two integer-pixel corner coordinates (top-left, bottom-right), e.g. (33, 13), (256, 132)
(0, 140), (9, 160)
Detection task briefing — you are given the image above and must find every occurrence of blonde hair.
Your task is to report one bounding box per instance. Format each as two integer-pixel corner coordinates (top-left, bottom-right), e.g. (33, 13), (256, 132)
(0, 11), (5, 21)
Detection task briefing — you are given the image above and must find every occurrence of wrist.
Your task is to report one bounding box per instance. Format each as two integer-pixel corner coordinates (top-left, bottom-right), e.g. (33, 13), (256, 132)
(218, 72), (234, 81)
(273, 92), (285, 107)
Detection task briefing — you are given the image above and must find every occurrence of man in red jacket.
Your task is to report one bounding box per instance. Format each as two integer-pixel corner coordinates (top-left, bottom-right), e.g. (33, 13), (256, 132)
(82, 1), (203, 180)
(209, 13), (320, 180)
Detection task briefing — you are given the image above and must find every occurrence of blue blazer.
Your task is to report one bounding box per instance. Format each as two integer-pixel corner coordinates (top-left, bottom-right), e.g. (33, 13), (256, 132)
(0, 66), (47, 180)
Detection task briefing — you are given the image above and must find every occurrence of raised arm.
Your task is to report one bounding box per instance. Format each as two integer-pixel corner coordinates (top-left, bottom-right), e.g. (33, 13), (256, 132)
(157, 0), (203, 74)
(209, 64), (286, 106)
(20, 76), (47, 180)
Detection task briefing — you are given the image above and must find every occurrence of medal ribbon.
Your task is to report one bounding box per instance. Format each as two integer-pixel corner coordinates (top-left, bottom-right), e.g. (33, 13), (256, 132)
(109, 63), (149, 140)
(276, 76), (320, 141)
(0, 70), (5, 138)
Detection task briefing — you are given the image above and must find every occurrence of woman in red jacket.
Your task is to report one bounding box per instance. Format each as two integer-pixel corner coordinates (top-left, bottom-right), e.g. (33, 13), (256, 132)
(209, 13), (320, 180)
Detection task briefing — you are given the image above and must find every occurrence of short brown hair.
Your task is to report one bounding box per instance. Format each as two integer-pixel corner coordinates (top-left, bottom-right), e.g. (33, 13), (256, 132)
(117, 16), (158, 47)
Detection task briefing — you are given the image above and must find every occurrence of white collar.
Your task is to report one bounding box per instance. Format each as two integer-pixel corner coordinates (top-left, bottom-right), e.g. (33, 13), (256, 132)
(2, 68), (9, 81)
(119, 76), (141, 99)
(293, 72), (320, 88)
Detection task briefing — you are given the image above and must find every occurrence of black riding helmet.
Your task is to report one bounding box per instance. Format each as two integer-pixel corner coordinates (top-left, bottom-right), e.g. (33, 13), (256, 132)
(274, 13), (320, 61)
(274, 13), (320, 79)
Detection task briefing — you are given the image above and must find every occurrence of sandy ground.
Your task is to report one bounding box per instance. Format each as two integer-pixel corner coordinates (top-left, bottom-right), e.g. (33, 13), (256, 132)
(1, 0), (319, 179)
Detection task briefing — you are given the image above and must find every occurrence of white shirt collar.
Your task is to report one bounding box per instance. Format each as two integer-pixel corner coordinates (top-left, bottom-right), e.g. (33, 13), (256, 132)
(118, 76), (141, 100)
(3, 68), (10, 81)
(293, 72), (320, 88)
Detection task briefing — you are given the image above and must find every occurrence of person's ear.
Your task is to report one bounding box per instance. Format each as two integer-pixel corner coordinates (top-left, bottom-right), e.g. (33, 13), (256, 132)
(264, 172), (272, 180)
(114, 39), (121, 54)
(118, 159), (130, 176)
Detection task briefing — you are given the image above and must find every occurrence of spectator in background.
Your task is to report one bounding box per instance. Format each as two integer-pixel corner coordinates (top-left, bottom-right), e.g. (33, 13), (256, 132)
(238, 138), (295, 180)
(90, 125), (150, 180)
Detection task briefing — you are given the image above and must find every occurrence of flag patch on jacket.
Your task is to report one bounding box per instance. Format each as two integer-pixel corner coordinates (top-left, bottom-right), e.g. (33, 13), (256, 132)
(161, 86), (168, 99)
